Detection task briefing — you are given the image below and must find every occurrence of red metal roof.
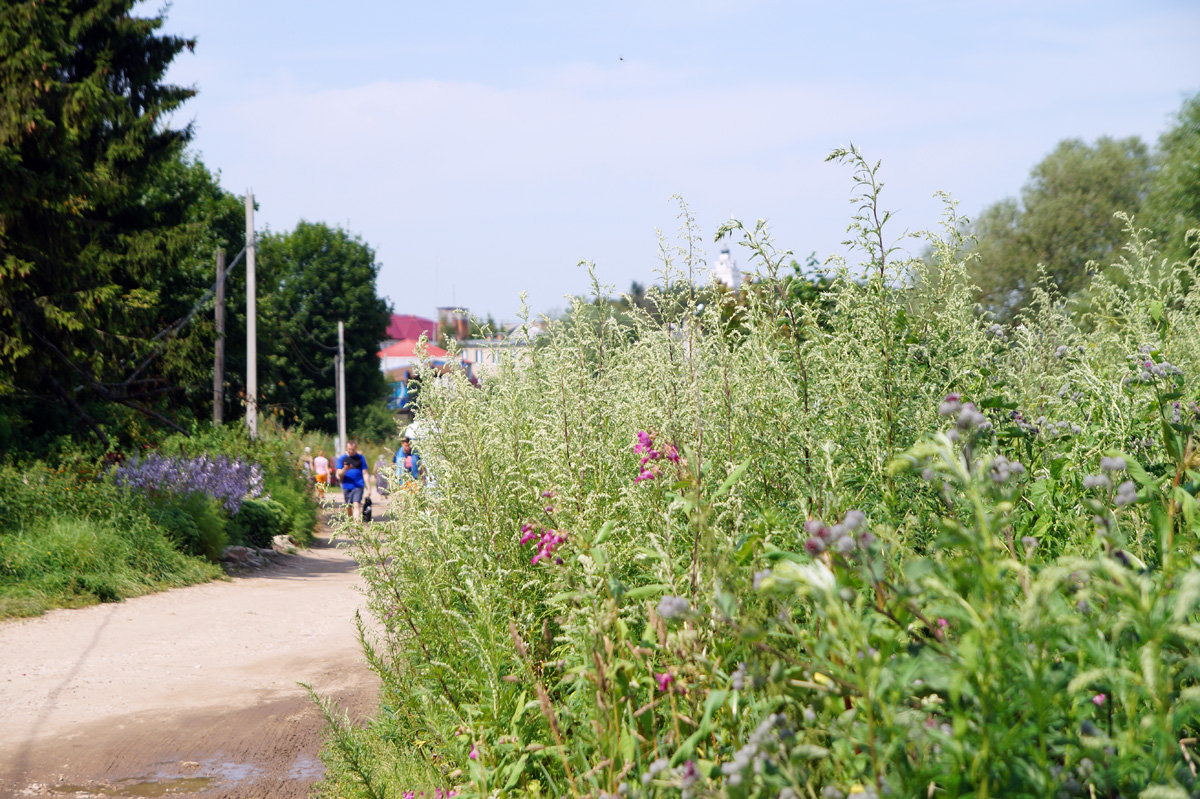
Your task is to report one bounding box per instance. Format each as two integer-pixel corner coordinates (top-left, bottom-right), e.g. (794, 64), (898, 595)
(386, 314), (436, 341)
(377, 339), (449, 359)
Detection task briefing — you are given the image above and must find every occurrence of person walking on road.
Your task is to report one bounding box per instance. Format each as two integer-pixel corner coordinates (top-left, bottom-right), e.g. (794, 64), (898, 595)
(313, 451), (331, 487)
(336, 440), (370, 521)
(394, 436), (422, 483)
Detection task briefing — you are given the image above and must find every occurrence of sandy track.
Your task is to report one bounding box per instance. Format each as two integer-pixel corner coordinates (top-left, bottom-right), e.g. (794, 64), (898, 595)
(0, 514), (381, 799)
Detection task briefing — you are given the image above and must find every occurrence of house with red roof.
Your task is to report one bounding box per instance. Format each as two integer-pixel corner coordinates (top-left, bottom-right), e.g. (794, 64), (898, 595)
(385, 314), (436, 342)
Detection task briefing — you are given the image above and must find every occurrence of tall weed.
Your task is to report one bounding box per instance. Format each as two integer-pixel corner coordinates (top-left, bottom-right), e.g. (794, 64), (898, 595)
(319, 154), (1200, 798)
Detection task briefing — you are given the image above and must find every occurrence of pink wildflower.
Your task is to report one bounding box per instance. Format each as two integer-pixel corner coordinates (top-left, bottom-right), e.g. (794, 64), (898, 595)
(656, 672), (674, 691)
(1092, 693), (1106, 707)
(937, 618), (949, 630)
(665, 445), (680, 462)
(634, 430), (654, 454)
(635, 470), (656, 482)
(469, 744), (479, 760)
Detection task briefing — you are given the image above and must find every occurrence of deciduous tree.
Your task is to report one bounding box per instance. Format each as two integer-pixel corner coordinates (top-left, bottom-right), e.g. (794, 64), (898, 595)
(257, 222), (391, 433)
(965, 136), (1152, 318)
(1144, 92), (1200, 267)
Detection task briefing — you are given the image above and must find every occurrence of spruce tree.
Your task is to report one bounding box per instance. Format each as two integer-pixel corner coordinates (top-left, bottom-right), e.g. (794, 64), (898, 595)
(0, 0), (197, 446)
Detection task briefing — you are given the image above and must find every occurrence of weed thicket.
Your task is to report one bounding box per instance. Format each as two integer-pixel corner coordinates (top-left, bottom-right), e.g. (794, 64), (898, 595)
(320, 150), (1200, 799)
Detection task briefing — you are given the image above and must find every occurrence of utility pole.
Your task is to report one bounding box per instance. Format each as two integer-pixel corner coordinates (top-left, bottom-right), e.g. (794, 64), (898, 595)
(245, 192), (258, 438)
(213, 248), (226, 425)
(337, 321), (347, 453)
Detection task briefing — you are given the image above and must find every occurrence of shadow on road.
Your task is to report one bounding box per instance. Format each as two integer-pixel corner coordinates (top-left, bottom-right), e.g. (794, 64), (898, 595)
(4, 603), (118, 790)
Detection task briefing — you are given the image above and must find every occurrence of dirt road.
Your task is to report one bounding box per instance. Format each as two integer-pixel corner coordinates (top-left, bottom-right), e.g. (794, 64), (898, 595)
(0, 516), (380, 799)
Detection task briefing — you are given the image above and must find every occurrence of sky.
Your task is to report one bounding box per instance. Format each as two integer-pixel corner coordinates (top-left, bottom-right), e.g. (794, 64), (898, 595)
(151, 0), (1200, 322)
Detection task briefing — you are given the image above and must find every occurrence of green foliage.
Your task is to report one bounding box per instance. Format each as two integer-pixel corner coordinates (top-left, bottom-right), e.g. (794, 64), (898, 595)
(353, 401), (403, 446)
(147, 491), (229, 561)
(229, 497), (289, 549)
(0, 463), (219, 618)
(0, 1), (207, 447)
(158, 420), (319, 544)
(963, 136), (1152, 318)
(257, 221), (392, 433)
(315, 152), (1200, 799)
(1144, 92), (1200, 269)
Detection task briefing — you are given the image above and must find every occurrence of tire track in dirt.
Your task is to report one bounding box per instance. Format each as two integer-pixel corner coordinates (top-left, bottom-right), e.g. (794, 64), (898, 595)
(0, 513), (380, 798)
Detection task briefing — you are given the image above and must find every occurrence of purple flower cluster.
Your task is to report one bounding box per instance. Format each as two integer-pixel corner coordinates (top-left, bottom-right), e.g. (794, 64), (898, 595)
(1010, 410), (1080, 438)
(519, 523), (567, 565)
(938, 394), (993, 441)
(113, 453), (264, 514)
(803, 510), (871, 557)
(633, 429), (680, 482)
(1123, 345), (1183, 385)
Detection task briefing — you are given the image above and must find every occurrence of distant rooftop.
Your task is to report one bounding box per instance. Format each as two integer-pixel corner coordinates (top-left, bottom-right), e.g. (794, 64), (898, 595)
(386, 314), (436, 341)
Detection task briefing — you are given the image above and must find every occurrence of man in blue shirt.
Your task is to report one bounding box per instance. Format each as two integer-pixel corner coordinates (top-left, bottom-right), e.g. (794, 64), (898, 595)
(336, 439), (370, 521)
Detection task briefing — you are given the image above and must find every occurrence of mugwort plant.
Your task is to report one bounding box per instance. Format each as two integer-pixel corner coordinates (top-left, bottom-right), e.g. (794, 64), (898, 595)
(313, 151), (1200, 799)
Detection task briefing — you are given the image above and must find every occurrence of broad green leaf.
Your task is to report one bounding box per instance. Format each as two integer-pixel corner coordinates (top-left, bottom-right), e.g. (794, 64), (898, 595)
(625, 583), (672, 601)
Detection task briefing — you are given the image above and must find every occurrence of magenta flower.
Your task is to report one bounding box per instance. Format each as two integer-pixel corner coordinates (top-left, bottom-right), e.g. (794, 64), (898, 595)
(1092, 693), (1107, 707)
(634, 430), (654, 454)
(469, 744), (479, 760)
(656, 672), (674, 691)
(665, 445), (680, 462)
(525, 527), (567, 564)
(635, 470), (656, 482)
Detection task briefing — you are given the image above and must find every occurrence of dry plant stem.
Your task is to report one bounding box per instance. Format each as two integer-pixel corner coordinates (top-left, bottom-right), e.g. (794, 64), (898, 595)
(511, 620), (579, 796)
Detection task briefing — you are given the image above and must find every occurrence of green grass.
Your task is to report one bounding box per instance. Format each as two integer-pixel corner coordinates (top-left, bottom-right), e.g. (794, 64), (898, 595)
(0, 514), (221, 618)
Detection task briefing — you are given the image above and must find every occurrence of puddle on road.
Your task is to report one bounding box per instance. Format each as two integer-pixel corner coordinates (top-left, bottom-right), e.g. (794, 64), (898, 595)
(288, 754), (323, 781)
(46, 752), (319, 796)
(50, 777), (214, 796)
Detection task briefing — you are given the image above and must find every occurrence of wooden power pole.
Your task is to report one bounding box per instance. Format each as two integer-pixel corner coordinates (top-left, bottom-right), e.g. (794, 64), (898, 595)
(213, 248), (226, 424)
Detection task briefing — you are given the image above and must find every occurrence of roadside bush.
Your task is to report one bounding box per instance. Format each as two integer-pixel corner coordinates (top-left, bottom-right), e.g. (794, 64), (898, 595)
(147, 491), (230, 561)
(157, 422), (320, 543)
(229, 497), (290, 548)
(315, 154), (1200, 799)
(263, 470), (318, 545)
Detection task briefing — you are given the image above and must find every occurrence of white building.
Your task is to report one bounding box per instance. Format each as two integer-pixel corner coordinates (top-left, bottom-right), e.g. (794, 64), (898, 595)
(710, 241), (742, 290)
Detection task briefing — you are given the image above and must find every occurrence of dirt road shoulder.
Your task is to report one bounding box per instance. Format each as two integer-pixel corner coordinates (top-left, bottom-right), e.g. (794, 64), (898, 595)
(0, 525), (378, 798)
